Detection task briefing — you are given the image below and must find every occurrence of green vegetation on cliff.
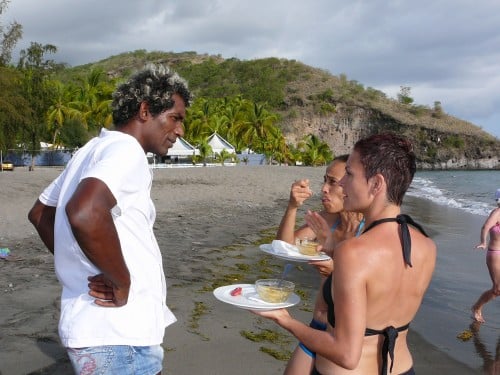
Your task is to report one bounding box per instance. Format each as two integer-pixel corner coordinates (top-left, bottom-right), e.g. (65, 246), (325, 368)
(2, 49), (499, 167)
(61, 50), (499, 166)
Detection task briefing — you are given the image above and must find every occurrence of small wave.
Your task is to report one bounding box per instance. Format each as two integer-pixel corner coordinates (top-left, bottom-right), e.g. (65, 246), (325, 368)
(408, 177), (490, 216)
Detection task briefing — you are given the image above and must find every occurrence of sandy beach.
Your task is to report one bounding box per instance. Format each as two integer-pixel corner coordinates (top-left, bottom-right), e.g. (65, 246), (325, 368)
(0, 165), (493, 374)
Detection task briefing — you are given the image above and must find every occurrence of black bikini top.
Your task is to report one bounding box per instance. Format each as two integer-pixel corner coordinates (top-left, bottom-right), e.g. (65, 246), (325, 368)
(322, 214), (428, 375)
(362, 214), (429, 267)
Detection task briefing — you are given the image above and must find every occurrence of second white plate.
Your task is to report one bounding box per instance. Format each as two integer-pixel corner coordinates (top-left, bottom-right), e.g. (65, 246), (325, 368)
(259, 242), (331, 262)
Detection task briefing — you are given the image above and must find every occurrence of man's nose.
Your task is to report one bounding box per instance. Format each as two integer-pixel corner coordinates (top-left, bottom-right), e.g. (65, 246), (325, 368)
(176, 122), (185, 137)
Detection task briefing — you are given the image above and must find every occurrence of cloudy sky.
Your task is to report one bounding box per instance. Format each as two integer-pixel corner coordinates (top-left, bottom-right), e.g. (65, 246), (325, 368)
(4, 0), (500, 137)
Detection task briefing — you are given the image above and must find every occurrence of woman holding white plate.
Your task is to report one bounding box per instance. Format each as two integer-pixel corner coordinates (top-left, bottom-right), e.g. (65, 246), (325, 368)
(254, 133), (436, 375)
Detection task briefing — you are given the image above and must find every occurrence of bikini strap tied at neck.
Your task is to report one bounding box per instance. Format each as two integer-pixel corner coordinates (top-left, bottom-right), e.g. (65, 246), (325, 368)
(362, 214), (429, 268)
(397, 214), (413, 267)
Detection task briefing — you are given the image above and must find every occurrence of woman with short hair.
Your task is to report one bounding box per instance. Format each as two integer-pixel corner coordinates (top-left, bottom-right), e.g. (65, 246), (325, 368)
(253, 133), (436, 375)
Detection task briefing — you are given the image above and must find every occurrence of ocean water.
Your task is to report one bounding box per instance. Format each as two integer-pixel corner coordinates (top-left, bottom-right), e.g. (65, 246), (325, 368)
(292, 169), (500, 372)
(404, 170), (500, 372)
(408, 170), (500, 217)
(263, 168), (499, 372)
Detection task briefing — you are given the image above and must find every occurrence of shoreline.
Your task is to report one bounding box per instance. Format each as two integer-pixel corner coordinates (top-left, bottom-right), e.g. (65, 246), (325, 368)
(0, 166), (488, 374)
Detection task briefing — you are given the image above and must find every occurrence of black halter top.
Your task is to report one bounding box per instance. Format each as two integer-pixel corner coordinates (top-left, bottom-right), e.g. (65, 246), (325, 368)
(322, 214), (428, 375)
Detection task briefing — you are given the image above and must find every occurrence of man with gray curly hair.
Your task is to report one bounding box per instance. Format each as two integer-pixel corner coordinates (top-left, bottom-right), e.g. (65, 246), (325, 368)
(28, 64), (192, 374)
(112, 64), (192, 128)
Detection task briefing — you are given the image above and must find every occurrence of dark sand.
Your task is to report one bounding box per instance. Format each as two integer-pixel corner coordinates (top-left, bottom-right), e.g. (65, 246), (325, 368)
(0, 166), (496, 374)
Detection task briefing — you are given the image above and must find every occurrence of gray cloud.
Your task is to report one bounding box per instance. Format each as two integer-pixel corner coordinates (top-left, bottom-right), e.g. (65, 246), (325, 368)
(4, 0), (499, 137)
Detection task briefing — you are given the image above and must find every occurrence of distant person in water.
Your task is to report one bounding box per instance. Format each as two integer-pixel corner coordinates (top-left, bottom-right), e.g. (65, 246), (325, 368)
(472, 188), (500, 323)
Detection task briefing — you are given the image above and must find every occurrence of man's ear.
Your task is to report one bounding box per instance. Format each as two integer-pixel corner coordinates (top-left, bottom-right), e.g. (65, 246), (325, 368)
(139, 102), (149, 121)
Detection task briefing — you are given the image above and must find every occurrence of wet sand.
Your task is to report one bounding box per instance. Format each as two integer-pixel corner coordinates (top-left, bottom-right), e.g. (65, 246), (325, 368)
(0, 166), (495, 374)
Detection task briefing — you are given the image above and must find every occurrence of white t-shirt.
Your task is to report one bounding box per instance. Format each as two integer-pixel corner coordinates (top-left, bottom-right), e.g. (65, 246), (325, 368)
(39, 128), (176, 348)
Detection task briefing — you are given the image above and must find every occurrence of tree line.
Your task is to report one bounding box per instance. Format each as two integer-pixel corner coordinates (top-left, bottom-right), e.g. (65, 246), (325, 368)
(0, 0), (331, 167)
(0, 47), (332, 167)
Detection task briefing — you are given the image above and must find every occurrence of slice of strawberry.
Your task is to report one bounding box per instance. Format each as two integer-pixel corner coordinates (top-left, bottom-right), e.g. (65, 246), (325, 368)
(230, 287), (242, 296)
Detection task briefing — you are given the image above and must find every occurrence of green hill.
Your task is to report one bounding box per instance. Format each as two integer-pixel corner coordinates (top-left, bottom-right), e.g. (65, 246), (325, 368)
(59, 49), (500, 168)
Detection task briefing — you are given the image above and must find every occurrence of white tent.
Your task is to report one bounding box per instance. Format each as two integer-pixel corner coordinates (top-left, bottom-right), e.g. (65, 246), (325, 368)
(206, 133), (235, 154)
(40, 142), (65, 150)
(167, 137), (199, 156)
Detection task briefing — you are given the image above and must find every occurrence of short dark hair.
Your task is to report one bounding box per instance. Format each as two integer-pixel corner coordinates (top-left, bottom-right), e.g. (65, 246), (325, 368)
(333, 154), (349, 163)
(353, 133), (416, 206)
(111, 64), (192, 126)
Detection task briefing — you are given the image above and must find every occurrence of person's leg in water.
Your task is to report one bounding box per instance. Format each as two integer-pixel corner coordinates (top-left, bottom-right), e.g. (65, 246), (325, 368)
(472, 249), (500, 323)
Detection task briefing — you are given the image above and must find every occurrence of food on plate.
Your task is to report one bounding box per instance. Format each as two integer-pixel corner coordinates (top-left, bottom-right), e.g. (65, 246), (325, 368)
(296, 238), (320, 256)
(255, 279), (295, 303)
(230, 286), (242, 296)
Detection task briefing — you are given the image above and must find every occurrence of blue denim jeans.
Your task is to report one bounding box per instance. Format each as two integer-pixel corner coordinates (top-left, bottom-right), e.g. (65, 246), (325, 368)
(66, 345), (163, 375)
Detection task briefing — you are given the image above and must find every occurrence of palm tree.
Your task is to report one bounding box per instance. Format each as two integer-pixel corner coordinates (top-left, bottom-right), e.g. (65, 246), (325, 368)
(260, 126), (288, 165)
(299, 134), (333, 166)
(214, 149), (234, 166)
(219, 96), (246, 150)
(46, 81), (81, 146)
(184, 98), (212, 144)
(287, 143), (302, 166)
(270, 136), (291, 166)
(196, 139), (213, 167)
(207, 114), (229, 139)
(233, 102), (278, 153)
(73, 68), (113, 134)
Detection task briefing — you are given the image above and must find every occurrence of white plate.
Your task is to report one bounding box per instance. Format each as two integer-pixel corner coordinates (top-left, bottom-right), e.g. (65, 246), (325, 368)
(259, 241), (331, 262)
(213, 284), (300, 310)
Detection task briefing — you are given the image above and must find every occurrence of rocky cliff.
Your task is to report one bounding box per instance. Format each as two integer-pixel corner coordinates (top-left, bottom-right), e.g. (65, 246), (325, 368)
(281, 104), (500, 170)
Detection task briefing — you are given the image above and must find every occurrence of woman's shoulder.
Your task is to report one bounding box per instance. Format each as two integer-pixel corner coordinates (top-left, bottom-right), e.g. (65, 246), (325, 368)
(333, 236), (384, 282)
(485, 207), (500, 221)
(334, 236), (367, 259)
